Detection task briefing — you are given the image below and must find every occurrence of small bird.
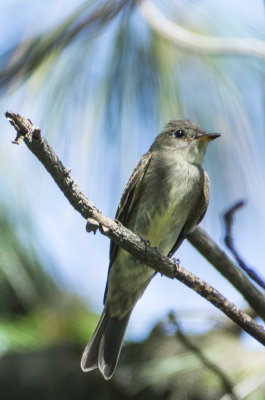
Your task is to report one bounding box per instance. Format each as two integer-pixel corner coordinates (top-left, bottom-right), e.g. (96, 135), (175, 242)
(81, 119), (220, 379)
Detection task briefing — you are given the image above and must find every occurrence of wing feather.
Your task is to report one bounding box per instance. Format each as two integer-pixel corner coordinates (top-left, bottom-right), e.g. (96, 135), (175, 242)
(104, 152), (152, 303)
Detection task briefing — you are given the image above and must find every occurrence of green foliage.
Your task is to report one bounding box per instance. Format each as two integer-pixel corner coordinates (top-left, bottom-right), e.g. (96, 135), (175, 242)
(0, 202), (98, 353)
(0, 303), (98, 353)
(0, 205), (55, 315)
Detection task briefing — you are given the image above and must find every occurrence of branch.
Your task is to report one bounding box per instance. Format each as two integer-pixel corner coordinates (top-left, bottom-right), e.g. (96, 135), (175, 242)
(188, 227), (265, 321)
(0, 1), (131, 88)
(138, 1), (265, 59)
(168, 313), (238, 400)
(224, 201), (265, 290)
(5, 110), (265, 347)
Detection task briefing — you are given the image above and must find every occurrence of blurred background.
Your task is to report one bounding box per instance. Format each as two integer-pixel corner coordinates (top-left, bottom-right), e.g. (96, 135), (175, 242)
(0, 0), (265, 398)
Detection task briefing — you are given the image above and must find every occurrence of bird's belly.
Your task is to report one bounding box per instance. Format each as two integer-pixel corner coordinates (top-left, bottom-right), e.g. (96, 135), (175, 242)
(107, 163), (202, 318)
(135, 172), (201, 255)
(144, 205), (185, 254)
(107, 196), (189, 318)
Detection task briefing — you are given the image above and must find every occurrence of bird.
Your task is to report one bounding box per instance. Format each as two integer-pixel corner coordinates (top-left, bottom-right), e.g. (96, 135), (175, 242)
(81, 119), (220, 379)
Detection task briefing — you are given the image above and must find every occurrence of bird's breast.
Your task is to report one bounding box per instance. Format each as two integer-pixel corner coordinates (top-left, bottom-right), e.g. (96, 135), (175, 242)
(129, 157), (203, 255)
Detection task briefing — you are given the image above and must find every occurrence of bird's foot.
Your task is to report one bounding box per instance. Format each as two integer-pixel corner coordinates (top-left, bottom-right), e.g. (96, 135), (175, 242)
(140, 237), (151, 253)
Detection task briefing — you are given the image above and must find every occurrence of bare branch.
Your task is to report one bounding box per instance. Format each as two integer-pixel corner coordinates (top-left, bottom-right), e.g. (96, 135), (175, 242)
(5, 110), (265, 347)
(138, 1), (265, 59)
(168, 313), (238, 400)
(224, 201), (265, 291)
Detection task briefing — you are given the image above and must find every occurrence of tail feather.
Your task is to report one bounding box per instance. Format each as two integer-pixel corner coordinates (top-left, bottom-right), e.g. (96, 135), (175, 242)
(80, 306), (109, 372)
(98, 313), (131, 379)
(81, 305), (131, 380)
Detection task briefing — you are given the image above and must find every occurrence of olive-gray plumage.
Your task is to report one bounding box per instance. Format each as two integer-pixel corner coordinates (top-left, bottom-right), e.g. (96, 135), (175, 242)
(81, 119), (220, 379)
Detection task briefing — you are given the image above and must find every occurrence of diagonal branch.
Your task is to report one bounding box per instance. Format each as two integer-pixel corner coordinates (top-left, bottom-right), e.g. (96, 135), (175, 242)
(168, 313), (238, 400)
(0, 0), (132, 88)
(188, 227), (265, 321)
(4, 110), (265, 347)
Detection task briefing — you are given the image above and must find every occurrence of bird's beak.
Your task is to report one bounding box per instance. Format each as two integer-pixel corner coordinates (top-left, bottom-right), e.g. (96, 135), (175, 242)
(195, 133), (221, 142)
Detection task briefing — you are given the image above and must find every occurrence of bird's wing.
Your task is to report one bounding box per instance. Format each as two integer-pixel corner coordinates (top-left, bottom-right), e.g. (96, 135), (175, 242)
(103, 151), (152, 303)
(168, 171), (210, 258)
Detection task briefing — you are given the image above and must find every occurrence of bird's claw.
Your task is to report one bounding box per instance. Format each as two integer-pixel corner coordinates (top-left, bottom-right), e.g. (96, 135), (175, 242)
(141, 237), (151, 253)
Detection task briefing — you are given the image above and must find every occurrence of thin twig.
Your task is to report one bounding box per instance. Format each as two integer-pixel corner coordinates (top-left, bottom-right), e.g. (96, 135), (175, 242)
(5, 110), (265, 347)
(224, 201), (265, 291)
(168, 313), (238, 400)
(188, 227), (265, 321)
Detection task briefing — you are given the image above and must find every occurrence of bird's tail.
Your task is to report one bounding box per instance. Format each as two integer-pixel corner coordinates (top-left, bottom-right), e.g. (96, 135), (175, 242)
(81, 305), (131, 380)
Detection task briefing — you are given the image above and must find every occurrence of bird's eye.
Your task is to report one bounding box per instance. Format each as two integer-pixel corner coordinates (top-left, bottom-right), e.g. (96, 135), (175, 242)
(173, 130), (184, 138)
